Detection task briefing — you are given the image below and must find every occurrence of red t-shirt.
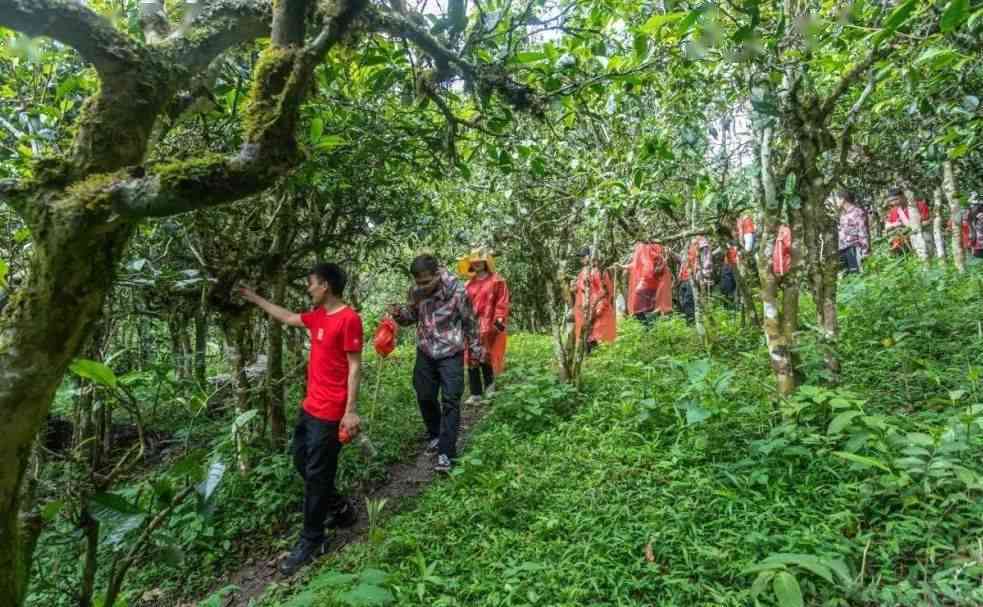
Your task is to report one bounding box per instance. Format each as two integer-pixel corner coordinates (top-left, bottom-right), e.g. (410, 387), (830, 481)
(300, 306), (363, 421)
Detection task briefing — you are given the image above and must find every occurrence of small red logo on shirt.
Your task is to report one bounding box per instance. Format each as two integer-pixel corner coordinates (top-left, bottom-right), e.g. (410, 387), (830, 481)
(317, 328), (324, 341)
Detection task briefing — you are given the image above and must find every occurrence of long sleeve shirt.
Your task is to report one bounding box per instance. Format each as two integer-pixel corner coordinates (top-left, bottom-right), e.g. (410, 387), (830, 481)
(392, 269), (483, 361)
(838, 204), (869, 253)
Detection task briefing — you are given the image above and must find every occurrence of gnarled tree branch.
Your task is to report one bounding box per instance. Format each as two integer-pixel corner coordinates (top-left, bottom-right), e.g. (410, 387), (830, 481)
(0, 0), (144, 77)
(163, 0), (274, 73)
(365, 6), (545, 115)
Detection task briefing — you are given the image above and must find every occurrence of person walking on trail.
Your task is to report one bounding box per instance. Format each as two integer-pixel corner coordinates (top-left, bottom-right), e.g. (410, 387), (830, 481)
(388, 254), (484, 474)
(837, 191), (869, 274)
(677, 236), (711, 324)
(626, 241), (672, 325)
(721, 243), (740, 305)
(457, 248), (510, 404)
(238, 263), (363, 576)
(573, 247), (617, 352)
(884, 188), (930, 254)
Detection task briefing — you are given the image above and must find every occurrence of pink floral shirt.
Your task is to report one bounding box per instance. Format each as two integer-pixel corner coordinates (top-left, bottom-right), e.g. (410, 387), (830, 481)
(838, 204), (869, 253)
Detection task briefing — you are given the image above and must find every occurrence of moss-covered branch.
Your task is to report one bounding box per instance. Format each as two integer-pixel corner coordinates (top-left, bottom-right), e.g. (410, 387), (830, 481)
(162, 0), (274, 74)
(365, 6), (545, 115)
(0, 0), (145, 77)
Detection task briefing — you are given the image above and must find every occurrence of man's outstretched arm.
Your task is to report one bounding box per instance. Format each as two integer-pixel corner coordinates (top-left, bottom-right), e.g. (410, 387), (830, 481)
(239, 286), (305, 327)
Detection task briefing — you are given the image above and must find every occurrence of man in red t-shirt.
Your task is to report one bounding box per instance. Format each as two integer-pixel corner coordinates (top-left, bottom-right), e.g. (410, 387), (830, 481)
(239, 262), (363, 576)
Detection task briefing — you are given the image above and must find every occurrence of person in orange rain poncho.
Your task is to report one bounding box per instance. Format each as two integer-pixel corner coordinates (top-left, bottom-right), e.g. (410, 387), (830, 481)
(737, 214), (756, 253)
(626, 242), (672, 326)
(456, 248), (510, 403)
(772, 225), (792, 276)
(572, 247), (617, 353)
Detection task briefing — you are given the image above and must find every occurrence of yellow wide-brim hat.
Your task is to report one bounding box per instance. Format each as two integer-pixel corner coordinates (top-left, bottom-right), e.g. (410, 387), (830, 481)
(456, 248), (496, 278)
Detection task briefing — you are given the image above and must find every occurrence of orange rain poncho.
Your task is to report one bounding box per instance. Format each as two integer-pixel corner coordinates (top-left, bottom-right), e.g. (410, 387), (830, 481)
(464, 272), (510, 375)
(627, 243), (672, 315)
(574, 268), (617, 344)
(772, 225), (792, 276)
(737, 215), (756, 252)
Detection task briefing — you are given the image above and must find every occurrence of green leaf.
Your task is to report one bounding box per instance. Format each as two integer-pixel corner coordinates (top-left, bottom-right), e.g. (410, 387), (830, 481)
(751, 570), (776, 597)
(338, 583), (395, 606)
(232, 409), (259, 432)
(317, 134), (347, 150)
(773, 572), (804, 607)
(941, 0), (969, 32)
(761, 554), (834, 584)
(638, 12), (685, 36)
(89, 493), (147, 547)
(833, 451), (892, 473)
(358, 569), (388, 586)
(874, 0), (916, 43)
(70, 359), (118, 389)
(685, 402), (712, 425)
(828, 411), (862, 435)
(41, 499), (65, 522)
(310, 117), (324, 143)
(515, 51), (546, 63)
(0, 259), (7, 288)
(197, 460), (226, 501)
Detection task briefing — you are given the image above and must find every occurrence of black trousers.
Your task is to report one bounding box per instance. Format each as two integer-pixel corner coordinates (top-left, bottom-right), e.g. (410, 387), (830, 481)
(413, 349), (464, 458)
(292, 410), (346, 543)
(468, 362), (495, 396)
(839, 246), (861, 273)
(679, 281), (695, 323)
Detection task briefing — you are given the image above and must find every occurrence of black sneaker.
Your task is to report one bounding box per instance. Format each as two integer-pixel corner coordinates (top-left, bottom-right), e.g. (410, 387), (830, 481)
(327, 501), (357, 529)
(278, 537), (325, 576)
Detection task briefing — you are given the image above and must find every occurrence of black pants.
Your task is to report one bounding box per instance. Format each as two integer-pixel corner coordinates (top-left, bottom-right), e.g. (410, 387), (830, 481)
(468, 362), (495, 397)
(292, 410), (346, 543)
(839, 246), (861, 273)
(634, 312), (654, 327)
(679, 281), (695, 324)
(413, 349), (464, 458)
(720, 266), (737, 300)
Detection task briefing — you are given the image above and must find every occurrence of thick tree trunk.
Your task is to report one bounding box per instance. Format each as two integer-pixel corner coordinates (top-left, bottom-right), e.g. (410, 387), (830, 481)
(0, 211), (132, 607)
(943, 161), (965, 272)
(79, 512), (100, 607)
(194, 305), (208, 388)
(906, 191), (929, 262)
(932, 188), (946, 260)
(221, 312), (255, 474)
(266, 272), (288, 448)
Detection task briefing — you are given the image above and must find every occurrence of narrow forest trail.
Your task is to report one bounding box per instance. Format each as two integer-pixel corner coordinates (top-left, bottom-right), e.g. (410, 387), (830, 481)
(185, 399), (491, 607)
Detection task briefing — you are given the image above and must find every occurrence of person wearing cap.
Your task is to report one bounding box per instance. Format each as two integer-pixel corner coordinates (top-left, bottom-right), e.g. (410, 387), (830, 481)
(572, 247), (617, 352)
(837, 191), (869, 273)
(884, 188), (930, 254)
(456, 249), (510, 403)
(625, 241), (672, 325)
(388, 254), (483, 473)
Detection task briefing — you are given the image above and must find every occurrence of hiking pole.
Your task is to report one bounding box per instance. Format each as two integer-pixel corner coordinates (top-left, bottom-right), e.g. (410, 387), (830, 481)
(352, 355), (385, 459)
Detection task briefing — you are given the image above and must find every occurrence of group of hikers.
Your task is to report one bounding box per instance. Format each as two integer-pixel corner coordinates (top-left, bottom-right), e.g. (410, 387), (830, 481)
(238, 250), (511, 575)
(235, 186), (983, 576)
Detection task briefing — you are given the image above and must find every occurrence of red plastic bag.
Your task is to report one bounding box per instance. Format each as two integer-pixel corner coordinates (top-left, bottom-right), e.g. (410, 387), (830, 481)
(373, 317), (398, 358)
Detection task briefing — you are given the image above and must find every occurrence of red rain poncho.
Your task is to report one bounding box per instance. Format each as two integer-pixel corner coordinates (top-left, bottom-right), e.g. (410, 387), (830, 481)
(737, 215), (756, 251)
(886, 200), (931, 251)
(772, 225), (792, 276)
(574, 268), (617, 344)
(372, 317), (398, 358)
(678, 237), (711, 283)
(464, 272), (510, 375)
(627, 243), (672, 315)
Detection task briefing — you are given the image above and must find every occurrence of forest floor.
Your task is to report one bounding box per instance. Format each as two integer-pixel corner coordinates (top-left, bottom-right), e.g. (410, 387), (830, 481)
(189, 399), (491, 607)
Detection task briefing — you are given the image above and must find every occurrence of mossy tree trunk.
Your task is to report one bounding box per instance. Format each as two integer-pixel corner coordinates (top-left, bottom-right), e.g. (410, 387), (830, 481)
(0, 1), (367, 604)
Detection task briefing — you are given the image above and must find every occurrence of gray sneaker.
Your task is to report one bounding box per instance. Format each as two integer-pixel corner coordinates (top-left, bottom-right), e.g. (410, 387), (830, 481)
(425, 438), (439, 454)
(434, 454), (452, 473)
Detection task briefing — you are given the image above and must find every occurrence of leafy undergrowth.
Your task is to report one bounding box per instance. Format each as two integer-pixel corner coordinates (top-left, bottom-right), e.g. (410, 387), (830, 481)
(30, 346), (428, 607)
(260, 261), (983, 607)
